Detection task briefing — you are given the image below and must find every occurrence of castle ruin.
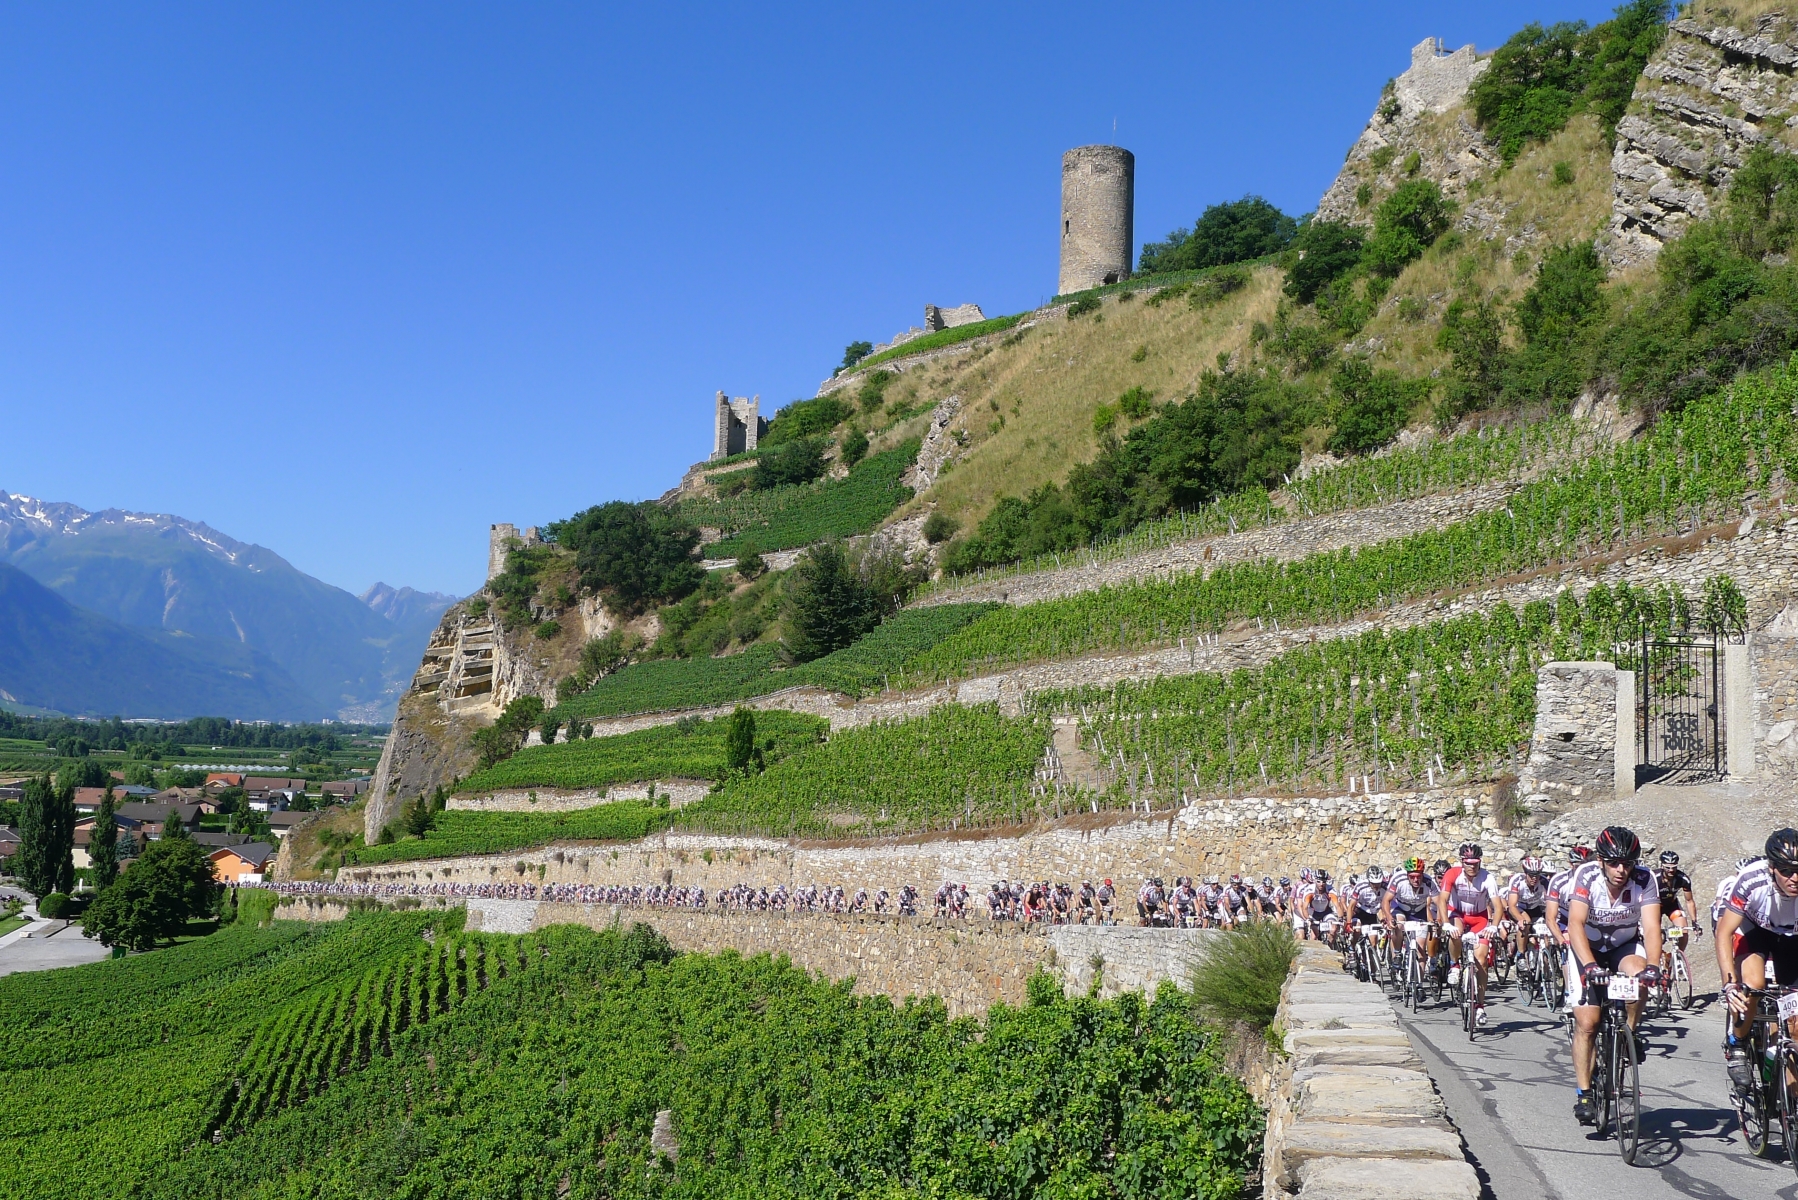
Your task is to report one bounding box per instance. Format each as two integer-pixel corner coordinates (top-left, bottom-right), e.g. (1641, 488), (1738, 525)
(487, 523), (540, 581)
(712, 392), (767, 460)
(1059, 145), (1135, 295)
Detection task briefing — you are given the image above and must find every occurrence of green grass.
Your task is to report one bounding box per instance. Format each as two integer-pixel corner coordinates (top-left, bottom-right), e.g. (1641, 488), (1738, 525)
(676, 703), (1051, 838)
(1190, 921), (1298, 1030)
(349, 803), (672, 865)
(708, 439), (920, 558)
(553, 604), (995, 721)
(851, 314), (1028, 371)
(457, 710), (827, 793)
(0, 914), (27, 938)
(1049, 254), (1282, 305)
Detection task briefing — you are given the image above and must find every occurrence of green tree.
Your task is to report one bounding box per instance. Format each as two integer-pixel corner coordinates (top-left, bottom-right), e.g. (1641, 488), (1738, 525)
(14, 775), (73, 898)
(752, 437), (827, 489)
(58, 758), (108, 791)
(402, 795), (437, 838)
(723, 706), (761, 773)
(1138, 195), (1298, 275)
(1283, 220), (1365, 304)
(1362, 180), (1453, 277)
(89, 791), (120, 891)
(80, 833), (220, 952)
(1328, 359), (1419, 454)
(470, 695), (547, 769)
(839, 427), (869, 467)
(783, 543), (879, 661)
(839, 340), (873, 373)
(547, 501), (704, 617)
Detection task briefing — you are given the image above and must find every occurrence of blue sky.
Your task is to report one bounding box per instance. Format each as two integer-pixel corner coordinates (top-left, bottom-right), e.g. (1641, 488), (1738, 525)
(0, 2), (1622, 598)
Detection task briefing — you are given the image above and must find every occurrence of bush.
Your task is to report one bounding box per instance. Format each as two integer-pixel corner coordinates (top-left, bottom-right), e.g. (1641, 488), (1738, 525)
(1117, 385), (1154, 418)
(752, 437), (826, 490)
(921, 511), (958, 544)
(839, 427), (868, 467)
(546, 501), (704, 618)
(1363, 180), (1453, 278)
(857, 369), (895, 411)
(1328, 359), (1420, 454)
(838, 340), (872, 373)
(1190, 921), (1298, 1030)
(760, 396), (848, 447)
(533, 619), (561, 641)
(1283, 220), (1364, 304)
(37, 892), (70, 919)
(1066, 295), (1100, 317)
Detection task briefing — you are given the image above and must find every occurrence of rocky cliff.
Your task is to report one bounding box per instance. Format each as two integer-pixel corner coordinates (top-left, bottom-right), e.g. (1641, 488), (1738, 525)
(1606, 7), (1798, 267)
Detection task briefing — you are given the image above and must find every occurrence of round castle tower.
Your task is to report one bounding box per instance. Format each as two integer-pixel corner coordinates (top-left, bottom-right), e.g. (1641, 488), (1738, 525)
(1058, 145), (1134, 296)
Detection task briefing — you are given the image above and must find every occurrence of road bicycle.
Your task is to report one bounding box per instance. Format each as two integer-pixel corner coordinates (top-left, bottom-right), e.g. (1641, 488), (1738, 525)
(1517, 923), (1564, 1011)
(1652, 923), (1695, 1015)
(1726, 984), (1798, 1168)
(1588, 969), (1643, 1164)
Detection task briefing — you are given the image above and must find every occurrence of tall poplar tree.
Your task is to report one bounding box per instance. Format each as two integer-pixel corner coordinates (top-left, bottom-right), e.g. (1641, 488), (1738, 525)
(89, 791), (119, 890)
(15, 775), (74, 897)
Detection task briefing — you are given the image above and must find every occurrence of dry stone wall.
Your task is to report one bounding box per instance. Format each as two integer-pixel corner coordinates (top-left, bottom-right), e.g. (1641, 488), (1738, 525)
(1753, 606), (1798, 775)
(447, 782), (710, 813)
(1525, 662), (1627, 800)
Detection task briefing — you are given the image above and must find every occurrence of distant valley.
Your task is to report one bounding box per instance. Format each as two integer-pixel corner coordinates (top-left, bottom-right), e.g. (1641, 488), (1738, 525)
(0, 492), (455, 721)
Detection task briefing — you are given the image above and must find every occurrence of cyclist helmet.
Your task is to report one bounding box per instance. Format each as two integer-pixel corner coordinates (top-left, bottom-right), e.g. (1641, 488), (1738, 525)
(1520, 855), (1546, 877)
(1733, 857), (1761, 871)
(1300, 868), (1315, 883)
(1205, 875), (1220, 887)
(1594, 826), (1641, 864)
(1766, 828), (1798, 872)
(1402, 856), (1425, 874)
(1659, 849), (1680, 867)
(1433, 859), (1450, 873)
(1348, 873), (1361, 886)
(1229, 874), (1242, 885)
(1278, 876), (1291, 887)
(1569, 845), (1594, 865)
(1366, 866), (1386, 884)
(1458, 842), (1483, 864)
(1316, 869), (1332, 885)
(1262, 876), (1274, 888)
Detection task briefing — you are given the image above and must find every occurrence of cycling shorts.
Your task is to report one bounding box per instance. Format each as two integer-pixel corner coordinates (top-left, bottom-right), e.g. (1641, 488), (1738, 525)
(1453, 913), (1490, 935)
(1738, 926), (1798, 983)
(1352, 908), (1381, 927)
(1518, 906), (1545, 924)
(1577, 940), (1644, 1007)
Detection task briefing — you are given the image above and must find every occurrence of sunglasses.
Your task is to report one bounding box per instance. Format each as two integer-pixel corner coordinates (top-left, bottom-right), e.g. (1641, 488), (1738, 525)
(1599, 856), (1637, 867)
(1771, 862), (1798, 880)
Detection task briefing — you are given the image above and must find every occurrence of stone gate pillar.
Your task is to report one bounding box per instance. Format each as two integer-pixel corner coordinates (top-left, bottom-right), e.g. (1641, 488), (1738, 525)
(1525, 662), (1632, 801)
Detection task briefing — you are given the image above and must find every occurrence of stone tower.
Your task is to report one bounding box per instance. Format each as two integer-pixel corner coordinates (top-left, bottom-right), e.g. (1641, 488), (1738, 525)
(712, 392), (766, 460)
(1059, 145), (1135, 296)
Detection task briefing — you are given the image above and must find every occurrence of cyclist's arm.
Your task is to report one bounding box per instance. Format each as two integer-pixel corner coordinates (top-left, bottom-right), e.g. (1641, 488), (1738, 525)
(1679, 886), (1698, 931)
(1640, 901), (1663, 968)
(1485, 881), (1502, 924)
(1714, 907), (1745, 991)
(1380, 889), (1395, 925)
(1544, 893), (1562, 941)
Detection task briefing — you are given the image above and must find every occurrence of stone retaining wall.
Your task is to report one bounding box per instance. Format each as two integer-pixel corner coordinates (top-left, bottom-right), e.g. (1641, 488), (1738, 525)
(1525, 661), (1630, 800)
(447, 782), (710, 812)
(1262, 942), (1478, 1200)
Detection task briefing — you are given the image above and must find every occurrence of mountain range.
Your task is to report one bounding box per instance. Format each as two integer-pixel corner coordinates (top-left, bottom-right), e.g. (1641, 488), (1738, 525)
(0, 492), (455, 722)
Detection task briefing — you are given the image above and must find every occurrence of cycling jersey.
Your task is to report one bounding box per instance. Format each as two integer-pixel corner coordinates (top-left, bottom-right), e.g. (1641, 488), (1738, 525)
(1506, 871), (1548, 913)
(1440, 866), (1499, 918)
(1656, 868), (1693, 911)
(1224, 885), (1251, 913)
(1548, 868), (1578, 929)
(1349, 880), (1383, 916)
(1301, 884), (1335, 918)
(1726, 862), (1798, 937)
(1384, 872), (1436, 917)
(1570, 860), (1659, 953)
(1711, 872), (1739, 927)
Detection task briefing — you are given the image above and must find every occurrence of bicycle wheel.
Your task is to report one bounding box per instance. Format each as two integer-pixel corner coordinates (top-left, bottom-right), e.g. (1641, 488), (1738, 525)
(1735, 1030), (1773, 1158)
(1594, 1027), (1616, 1135)
(1614, 1023), (1641, 1164)
(1672, 949), (1693, 1011)
(1779, 1043), (1798, 1172)
(1408, 952), (1424, 1013)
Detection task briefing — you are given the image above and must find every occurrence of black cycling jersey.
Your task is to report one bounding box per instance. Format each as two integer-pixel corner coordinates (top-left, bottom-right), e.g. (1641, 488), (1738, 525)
(1657, 868), (1693, 911)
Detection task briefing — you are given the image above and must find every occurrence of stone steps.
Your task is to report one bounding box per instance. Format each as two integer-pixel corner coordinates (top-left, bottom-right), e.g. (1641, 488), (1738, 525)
(1263, 943), (1478, 1200)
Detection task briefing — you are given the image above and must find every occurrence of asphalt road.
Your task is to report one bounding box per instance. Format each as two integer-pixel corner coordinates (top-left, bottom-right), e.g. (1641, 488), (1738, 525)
(1389, 968), (1797, 1199)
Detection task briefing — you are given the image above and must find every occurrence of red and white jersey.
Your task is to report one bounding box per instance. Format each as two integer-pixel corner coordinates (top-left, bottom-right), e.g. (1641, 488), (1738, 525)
(1299, 883), (1335, 917)
(1569, 861), (1660, 930)
(1440, 866), (1500, 917)
(1506, 871), (1549, 911)
(1548, 868), (1579, 926)
(1726, 862), (1798, 937)
(1384, 872), (1437, 916)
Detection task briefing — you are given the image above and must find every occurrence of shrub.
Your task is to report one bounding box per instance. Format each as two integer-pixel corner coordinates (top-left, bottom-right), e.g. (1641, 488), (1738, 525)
(1284, 220), (1364, 304)
(752, 437), (826, 490)
(735, 552), (765, 579)
(36, 892), (70, 919)
(533, 619), (561, 641)
(921, 511), (958, 544)
(857, 369), (895, 411)
(839, 427), (869, 467)
(547, 501), (704, 618)
(1117, 386), (1154, 419)
(1066, 295), (1101, 317)
(1328, 359), (1419, 454)
(1137, 195), (1297, 275)
(1552, 160), (1575, 186)
(760, 396), (847, 446)
(1092, 404), (1118, 436)
(1363, 180), (1452, 278)
(1190, 921), (1298, 1030)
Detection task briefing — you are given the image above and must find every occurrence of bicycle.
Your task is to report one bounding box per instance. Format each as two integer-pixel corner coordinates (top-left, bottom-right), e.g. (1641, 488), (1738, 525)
(1726, 984), (1798, 1166)
(1654, 924), (1695, 1014)
(1587, 969), (1644, 1165)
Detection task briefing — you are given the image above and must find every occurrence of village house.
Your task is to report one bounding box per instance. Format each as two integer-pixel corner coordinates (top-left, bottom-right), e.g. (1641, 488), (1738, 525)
(208, 842), (274, 883)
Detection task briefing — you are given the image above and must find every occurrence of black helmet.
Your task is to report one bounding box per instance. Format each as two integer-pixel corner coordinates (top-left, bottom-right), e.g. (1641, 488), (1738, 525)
(1595, 826), (1641, 864)
(1659, 849), (1680, 867)
(1458, 842), (1483, 863)
(1766, 828), (1798, 872)
(1569, 845), (1594, 865)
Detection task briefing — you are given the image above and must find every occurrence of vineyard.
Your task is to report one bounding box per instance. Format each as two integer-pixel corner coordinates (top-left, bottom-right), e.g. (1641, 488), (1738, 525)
(1035, 580), (1716, 804)
(902, 364), (1798, 685)
(348, 802), (671, 866)
(916, 416), (1577, 598)
(1, 915), (1261, 1200)
(676, 702), (1053, 837)
(553, 603), (995, 720)
(457, 710), (827, 793)
(704, 439), (920, 558)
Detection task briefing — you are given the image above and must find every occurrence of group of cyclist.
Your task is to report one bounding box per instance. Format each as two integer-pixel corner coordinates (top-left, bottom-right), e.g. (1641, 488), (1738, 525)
(1279, 825), (1798, 1130)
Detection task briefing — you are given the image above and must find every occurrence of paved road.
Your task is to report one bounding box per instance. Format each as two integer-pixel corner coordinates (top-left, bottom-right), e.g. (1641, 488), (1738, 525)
(1390, 970), (1796, 1199)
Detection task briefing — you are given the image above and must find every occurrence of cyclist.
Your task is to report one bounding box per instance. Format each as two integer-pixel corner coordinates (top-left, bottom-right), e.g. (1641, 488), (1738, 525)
(1716, 829), (1798, 1092)
(1504, 856), (1551, 960)
(1545, 845), (1594, 1011)
(1438, 842), (1502, 1028)
(1712, 856), (1761, 932)
(1297, 870), (1337, 940)
(1349, 867), (1386, 926)
(1655, 848), (1699, 979)
(1382, 857), (1437, 977)
(1566, 826), (1662, 1126)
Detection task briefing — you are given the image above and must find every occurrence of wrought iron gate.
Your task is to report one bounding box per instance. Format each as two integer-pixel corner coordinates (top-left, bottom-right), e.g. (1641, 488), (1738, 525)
(1626, 632), (1723, 784)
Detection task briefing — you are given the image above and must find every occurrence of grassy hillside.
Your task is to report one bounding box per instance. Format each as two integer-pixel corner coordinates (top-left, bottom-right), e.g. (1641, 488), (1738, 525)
(2, 917), (1260, 1200)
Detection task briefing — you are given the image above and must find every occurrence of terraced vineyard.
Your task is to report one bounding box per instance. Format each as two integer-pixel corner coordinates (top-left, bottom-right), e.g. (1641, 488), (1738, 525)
(458, 710), (827, 793)
(349, 803), (670, 865)
(4, 916), (1261, 1200)
(902, 367), (1797, 686)
(705, 439), (920, 557)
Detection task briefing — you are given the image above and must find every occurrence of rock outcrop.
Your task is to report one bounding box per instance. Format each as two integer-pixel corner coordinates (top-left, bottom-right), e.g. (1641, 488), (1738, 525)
(1606, 10), (1798, 268)
(1316, 38), (1497, 226)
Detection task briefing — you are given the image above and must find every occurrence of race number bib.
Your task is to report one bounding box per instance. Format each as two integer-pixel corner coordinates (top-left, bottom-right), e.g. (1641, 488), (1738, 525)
(1606, 976), (1639, 1001)
(1778, 993), (1798, 1022)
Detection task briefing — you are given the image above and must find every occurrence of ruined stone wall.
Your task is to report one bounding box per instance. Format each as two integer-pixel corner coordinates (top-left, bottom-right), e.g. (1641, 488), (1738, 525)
(1606, 12), (1798, 268)
(1753, 606), (1798, 775)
